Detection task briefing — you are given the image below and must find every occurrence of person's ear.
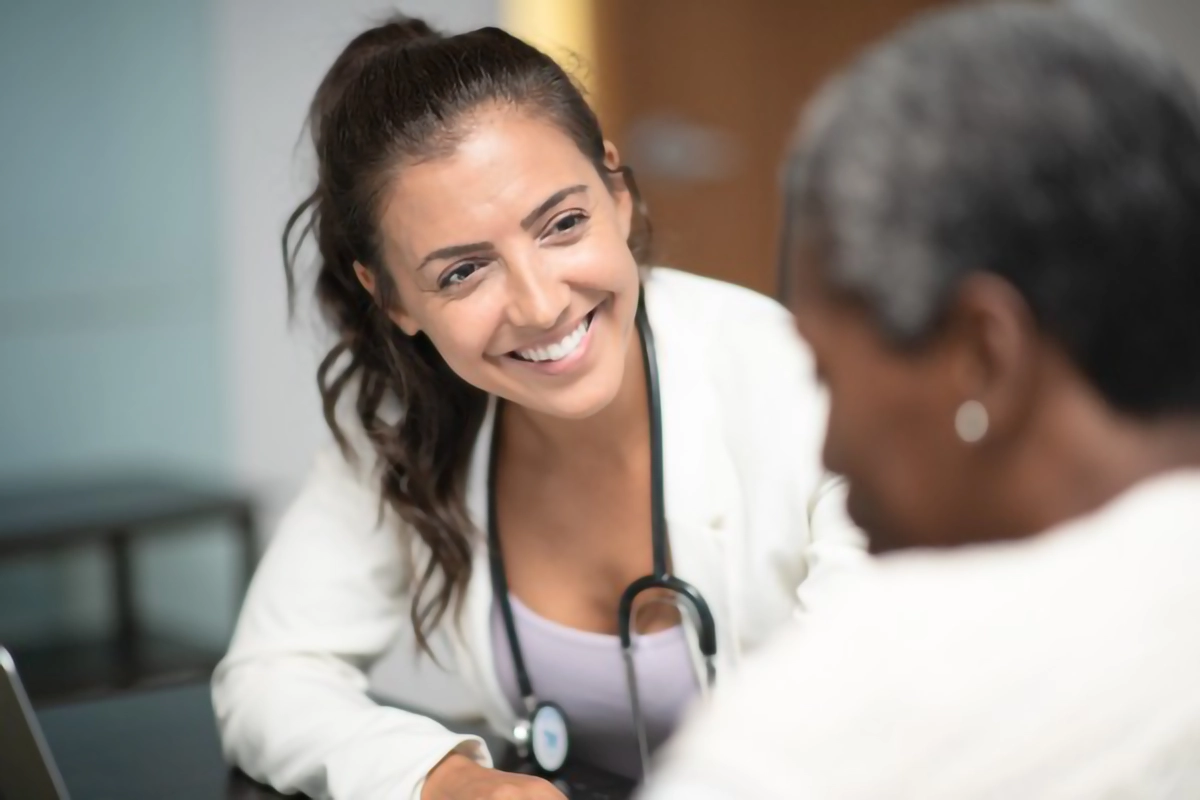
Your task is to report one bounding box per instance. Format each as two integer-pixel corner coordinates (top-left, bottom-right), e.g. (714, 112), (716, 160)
(941, 272), (1039, 444)
(602, 140), (634, 241)
(353, 261), (376, 297)
(354, 262), (421, 336)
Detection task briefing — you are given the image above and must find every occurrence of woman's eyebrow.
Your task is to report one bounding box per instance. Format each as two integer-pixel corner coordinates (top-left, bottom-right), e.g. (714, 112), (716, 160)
(520, 184), (589, 231)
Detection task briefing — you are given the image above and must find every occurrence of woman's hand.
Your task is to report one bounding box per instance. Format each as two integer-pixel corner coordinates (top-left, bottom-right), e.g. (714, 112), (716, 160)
(422, 753), (568, 799)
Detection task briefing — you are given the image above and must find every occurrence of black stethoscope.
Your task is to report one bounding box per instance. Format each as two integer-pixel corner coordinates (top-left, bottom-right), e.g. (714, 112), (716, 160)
(487, 289), (718, 777)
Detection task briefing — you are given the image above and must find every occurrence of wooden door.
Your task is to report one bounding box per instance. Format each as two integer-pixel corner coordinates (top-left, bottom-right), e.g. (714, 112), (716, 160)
(594, 1), (956, 296)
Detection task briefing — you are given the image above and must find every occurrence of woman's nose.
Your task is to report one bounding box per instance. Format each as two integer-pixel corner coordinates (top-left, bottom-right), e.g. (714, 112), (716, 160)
(505, 257), (570, 330)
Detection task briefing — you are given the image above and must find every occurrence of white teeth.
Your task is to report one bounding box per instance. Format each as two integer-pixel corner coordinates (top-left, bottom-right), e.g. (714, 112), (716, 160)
(516, 316), (590, 362)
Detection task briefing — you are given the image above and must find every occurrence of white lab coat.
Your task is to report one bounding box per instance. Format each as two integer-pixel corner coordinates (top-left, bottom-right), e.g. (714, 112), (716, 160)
(211, 268), (866, 800)
(639, 469), (1200, 800)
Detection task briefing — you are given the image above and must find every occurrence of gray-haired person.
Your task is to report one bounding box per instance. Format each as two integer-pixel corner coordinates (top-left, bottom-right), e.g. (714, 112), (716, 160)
(641, 3), (1200, 798)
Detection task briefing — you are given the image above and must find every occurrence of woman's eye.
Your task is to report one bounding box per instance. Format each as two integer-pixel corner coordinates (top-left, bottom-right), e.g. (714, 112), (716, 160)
(549, 212), (587, 236)
(440, 262), (481, 289)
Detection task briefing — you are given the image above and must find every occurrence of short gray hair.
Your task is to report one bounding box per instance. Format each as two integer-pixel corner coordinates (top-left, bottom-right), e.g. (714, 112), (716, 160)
(784, 1), (1200, 415)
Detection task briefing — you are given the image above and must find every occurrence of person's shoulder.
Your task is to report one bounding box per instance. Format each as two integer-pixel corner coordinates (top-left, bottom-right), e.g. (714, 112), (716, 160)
(652, 553), (1049, 779)
(674, 520), (1200, 793)
(787, 505), (1200, 685)
(643, 267), (806, 372)
(277, 439), (383, 538)
(644, 266), (792, 331)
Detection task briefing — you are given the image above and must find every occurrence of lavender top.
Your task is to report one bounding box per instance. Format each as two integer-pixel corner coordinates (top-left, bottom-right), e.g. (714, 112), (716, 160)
(491, 594), (699, 779)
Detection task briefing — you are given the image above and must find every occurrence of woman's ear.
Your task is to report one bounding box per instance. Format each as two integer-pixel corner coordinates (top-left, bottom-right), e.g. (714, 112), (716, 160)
(603, 140), (634, 241)
(353, 261), (376, 296)
(354, 261), (421, 336)
(944, 272), (1040, 443)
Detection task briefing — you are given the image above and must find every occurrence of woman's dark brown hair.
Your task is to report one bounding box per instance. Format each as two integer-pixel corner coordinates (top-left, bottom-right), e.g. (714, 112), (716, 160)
(283, 13), (651, 654)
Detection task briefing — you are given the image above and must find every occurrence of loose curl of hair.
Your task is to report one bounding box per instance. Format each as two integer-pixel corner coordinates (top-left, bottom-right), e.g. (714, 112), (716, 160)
(283, 14), (652, 654)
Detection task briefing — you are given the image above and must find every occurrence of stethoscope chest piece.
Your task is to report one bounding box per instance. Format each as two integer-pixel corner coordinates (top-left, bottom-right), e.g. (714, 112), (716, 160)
(514, 701), (570, 774)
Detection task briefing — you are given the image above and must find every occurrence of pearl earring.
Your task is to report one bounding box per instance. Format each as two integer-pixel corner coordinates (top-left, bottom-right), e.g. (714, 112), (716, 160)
(955, 400), (989, 444)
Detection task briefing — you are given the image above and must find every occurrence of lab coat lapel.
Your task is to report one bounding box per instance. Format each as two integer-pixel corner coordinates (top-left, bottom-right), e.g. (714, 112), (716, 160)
(643, 276), (744, 680)
(453, 397), (520, 737)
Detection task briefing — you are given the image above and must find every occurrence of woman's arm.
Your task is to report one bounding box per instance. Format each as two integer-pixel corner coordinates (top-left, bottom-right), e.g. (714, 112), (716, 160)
(212, 445), (489, 800)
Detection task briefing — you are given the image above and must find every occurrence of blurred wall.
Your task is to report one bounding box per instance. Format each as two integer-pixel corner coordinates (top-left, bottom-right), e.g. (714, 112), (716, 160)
(0, 2), (225, 482)
(0, 0), (228, 645)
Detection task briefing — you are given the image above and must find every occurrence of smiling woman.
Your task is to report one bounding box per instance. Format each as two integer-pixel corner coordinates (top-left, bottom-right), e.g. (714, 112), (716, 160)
(366, 115), (642, 420)
(210, 13), (865, 800)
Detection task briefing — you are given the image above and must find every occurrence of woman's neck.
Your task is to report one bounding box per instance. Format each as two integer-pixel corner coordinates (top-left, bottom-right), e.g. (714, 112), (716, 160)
(501, 325), (650, 468)
(1003, 394), (1200, 539)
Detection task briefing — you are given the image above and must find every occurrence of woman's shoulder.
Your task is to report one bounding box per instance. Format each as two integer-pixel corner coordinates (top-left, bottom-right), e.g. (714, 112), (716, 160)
(644, 266), (813, 382)
(267, 436), (421, 587)
(643, 267), (792, 331)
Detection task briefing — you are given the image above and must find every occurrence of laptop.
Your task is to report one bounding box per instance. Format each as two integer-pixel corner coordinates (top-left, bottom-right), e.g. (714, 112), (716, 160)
(0, 646), (71, 800)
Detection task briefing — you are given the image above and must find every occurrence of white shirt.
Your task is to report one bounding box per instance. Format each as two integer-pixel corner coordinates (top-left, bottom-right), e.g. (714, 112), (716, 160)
(211, 268), (867, 800)
(640, 470), (1200, 800)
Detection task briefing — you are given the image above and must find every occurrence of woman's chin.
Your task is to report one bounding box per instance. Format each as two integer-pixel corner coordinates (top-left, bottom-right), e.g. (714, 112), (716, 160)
(515, 377), (623, 420)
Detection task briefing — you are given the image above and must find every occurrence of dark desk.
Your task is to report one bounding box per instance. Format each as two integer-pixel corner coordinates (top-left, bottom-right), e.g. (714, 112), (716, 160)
(0, 475), (256, 703)
(39, 683), (287, 800)
(37, 682), (633, 799)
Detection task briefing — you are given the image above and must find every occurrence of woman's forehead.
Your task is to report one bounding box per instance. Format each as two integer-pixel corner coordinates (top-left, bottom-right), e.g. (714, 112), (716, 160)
(377, 112), (601, 265)
(397, 112), (595, 205)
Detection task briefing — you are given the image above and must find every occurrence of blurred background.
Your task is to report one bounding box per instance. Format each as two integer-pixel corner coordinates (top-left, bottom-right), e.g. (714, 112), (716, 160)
(0, 0), (1196, 714)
